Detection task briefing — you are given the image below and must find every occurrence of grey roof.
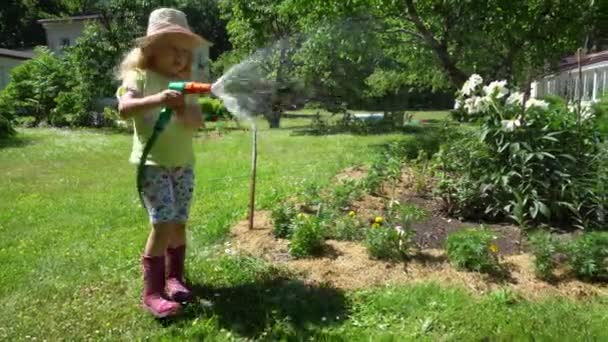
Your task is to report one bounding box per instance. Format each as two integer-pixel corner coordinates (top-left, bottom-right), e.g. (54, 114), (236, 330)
(37, 14), (101, 24)
(0, 48), (34, 60)
(559, 50), (608, 71)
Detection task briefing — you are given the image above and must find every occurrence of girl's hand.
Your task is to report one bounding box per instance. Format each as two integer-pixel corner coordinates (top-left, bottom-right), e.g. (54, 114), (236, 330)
(157, 90), (185, 110)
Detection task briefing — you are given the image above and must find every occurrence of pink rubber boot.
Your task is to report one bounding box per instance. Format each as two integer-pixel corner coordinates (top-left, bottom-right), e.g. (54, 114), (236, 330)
(141, 255), (181, 318)
(166, 245), (193, 302)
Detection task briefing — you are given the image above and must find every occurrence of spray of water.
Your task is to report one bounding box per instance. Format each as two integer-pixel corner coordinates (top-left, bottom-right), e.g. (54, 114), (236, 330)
(210, 49), (277, 129)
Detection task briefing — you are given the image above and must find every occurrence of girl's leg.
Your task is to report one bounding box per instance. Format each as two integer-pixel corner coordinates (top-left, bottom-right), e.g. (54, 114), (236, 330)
(141, 223), (181, 318)
(140, 166), (181, 317)
(167, 223), (186, 248)
(166, 223), (192, 302)
(145, 223), (173, 256)
(166, 166), (195, 302)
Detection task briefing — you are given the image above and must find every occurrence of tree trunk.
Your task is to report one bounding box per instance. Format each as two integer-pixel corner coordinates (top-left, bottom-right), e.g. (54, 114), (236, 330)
(267, 111), (281, 128)
(403, 0), (467, 87)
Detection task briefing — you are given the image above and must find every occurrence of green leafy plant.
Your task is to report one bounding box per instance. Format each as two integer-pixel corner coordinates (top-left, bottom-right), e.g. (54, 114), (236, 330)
(565, 232), (608, 281)
(0, 47), (69, 126)
(528, 231), (559, 280)
(330, 180), (362, 210)
(445, 228), (501, 274)
(199, 97), (230, 122)
(437, 75), (607, 229)
(331, 211), (364, 241)
(0, 113), (15, 139)
(388, 202), (428, 224)
(365, 224), (407, 261)
(289, 214), (325, 258)
(271, 201), (297, 238)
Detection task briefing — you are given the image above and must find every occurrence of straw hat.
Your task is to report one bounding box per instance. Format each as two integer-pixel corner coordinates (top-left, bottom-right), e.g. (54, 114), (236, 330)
(136, 8), (203, 48)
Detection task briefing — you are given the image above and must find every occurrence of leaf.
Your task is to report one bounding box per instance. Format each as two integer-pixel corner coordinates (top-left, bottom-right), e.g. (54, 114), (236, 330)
(537, 201), (551, 218)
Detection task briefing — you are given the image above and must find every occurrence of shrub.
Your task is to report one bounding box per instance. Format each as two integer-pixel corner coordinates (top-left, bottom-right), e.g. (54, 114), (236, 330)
(437, 75), (607, 229)
(528, 232), (559, 280)
(365, 224), (407, 261)
(565, 232), (608, 281)
(271, 201), (297, 238)
(0, 47), (69, 126)
(331, 211), (364, 241)
(388, 202), (428, 223)
(330, 180), (362, 210)
(199, 97), (230, 122)
(0, 114), (15, 139)
(289, 214), (325, 258)
(445, 228), (501, 274)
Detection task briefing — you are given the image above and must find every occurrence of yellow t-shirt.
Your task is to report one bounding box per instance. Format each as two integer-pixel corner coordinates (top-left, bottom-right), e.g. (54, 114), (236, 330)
(116, 69), (197, 167)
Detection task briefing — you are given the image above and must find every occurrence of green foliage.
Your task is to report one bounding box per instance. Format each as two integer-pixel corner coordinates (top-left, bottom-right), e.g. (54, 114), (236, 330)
(365, 225), (407, 261)
(362, 135), (441, 194)
(331, 213), (364, 241)
(289, 214), (325, 258)
(0, 113), (15, 138)
(0, 47), (69, 126)
(528, 232), (559, 280)
(271, 201), (297, 239)
(330, 180), (362, 210)
(565, 232), (608, 281)
(388, 202), (427, 224)
(437, 76), (607, 229)
(445, 228), (501, 274)
(199, 97), (230, 121)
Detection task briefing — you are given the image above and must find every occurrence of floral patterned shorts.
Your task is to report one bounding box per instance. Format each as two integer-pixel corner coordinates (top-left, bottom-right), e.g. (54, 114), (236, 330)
(141, 165), (195, 224)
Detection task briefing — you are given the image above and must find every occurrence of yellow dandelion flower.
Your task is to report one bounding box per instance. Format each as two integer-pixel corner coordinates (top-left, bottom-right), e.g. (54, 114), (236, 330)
(371, 222), (381, 229)
(489, 244), (499, 254)
(348, 211), (356, 217)
(374, 216), (383, 224)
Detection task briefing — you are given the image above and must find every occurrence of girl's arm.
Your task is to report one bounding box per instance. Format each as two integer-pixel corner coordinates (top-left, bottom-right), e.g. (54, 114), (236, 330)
(118, 90), (184, 119)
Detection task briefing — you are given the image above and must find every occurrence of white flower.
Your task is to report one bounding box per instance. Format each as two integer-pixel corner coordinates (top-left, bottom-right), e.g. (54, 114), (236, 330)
(461, 74), (483, 96)
(462, 95), (491, 115)
(525, 98), (549, 111)
(506, 92), (524, 106)
(581, 102), (595, 120)
(483, 80), (508, 98)
(454, 99), (463, 110)
(501, 117), (522, 132)
(475, 96), (491, 113)
(464, 97), (477, 114)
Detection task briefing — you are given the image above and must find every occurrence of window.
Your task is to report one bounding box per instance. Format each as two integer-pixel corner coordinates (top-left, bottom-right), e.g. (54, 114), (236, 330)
(61, 38), (70, 47)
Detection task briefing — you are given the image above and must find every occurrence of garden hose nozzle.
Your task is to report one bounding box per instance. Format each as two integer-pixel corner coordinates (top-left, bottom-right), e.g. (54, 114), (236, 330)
(169, 81), (213, 94)
(136, 81), (213, 207)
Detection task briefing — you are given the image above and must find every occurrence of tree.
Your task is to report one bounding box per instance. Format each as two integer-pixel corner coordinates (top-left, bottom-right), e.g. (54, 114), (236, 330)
(217, 0), (302, 128)
(372, 0), (596, 91)
(0, 0), (69, 49)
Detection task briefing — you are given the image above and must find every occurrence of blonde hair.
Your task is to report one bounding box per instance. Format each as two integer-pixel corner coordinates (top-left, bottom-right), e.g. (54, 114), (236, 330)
(116, 48), (148, 80)
(117, 41), (194, 81)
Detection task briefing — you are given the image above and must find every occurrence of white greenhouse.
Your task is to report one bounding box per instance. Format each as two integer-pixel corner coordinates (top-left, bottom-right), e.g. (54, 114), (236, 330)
(532, 50), (608, 103)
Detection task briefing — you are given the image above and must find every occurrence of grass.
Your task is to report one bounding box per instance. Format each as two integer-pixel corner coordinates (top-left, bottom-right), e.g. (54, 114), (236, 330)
(0, 122), (606, 340)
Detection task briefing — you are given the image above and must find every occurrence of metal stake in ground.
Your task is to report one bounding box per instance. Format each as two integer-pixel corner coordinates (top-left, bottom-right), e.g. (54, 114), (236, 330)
(248, 127), (258, 230)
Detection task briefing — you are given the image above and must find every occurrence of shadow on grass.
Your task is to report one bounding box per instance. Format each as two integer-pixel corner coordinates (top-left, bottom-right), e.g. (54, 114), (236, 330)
(290, 121), (452, 137)
(168, 277), (349, 338)
(0, 135), (35, 149)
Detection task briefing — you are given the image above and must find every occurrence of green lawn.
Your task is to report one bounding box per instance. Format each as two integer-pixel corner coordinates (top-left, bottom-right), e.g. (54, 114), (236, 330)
(1, 125), (606, 341)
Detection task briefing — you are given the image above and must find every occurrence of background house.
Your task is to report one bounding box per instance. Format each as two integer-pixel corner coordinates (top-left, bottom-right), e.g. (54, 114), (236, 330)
(38, 15), (102, 54)
(0, 49), (34, 89)
(532, 50), (608, 103)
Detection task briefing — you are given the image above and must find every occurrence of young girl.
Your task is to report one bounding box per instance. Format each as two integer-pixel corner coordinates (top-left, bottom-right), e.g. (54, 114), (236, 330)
(116, 8), (204, 318)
